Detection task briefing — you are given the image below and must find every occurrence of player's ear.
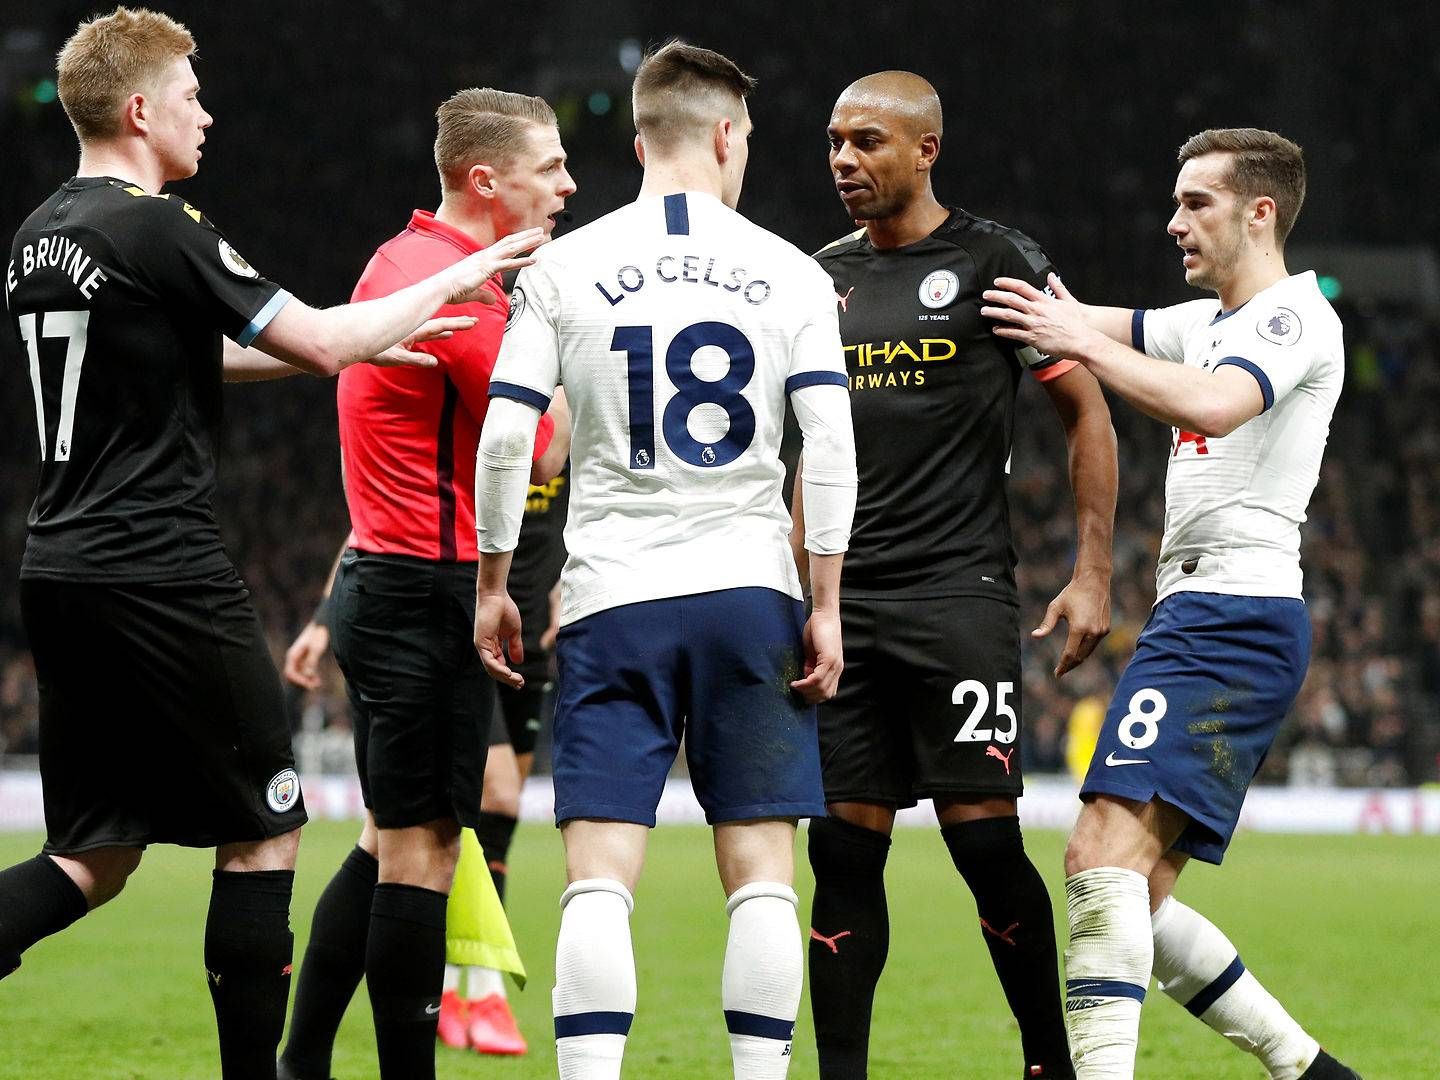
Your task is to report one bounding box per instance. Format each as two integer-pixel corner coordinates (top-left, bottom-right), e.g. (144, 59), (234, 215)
(917, 132), (940, 173)
(468, 162), (498, 201)
(714, 117), (733, 166)
(634, 134), (646, 167)
(123, 92), (148, 136)
(1249, 195), (1278, 236)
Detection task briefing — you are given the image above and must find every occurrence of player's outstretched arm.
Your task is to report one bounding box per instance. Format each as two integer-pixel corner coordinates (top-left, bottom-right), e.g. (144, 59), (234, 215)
(222, 315), (477, 381)
(1035, 366), (1116, 677)
(983, 275), (1264, 437)
(249, 228), (544, 377)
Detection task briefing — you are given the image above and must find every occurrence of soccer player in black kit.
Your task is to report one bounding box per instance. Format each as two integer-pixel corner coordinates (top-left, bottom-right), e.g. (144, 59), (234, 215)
(794, 72), (1118, 1079)
(0, 9), (539, 1079)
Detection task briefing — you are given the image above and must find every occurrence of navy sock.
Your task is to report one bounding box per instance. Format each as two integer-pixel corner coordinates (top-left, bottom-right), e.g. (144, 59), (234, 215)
(205, 868), (295, 1080)
(807, 817), (891, 1080)
(0, 854), (89, 978)
(942, 817), (1073, 1079)
(366, 882), (448, 1080)
(281, 846), (377, 1079)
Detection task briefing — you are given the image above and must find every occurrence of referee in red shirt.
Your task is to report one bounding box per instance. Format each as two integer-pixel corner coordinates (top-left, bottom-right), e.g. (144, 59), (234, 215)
(280, 89), (573, 1080)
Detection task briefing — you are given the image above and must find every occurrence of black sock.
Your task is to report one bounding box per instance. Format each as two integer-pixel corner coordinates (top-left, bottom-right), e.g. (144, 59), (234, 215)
(366, 882), (448, 1080)
(473, 812), (518, 905)
(0, 854), (89, 978)
(280, 846), (378, 1079)
(205, 868), (295, 1080)
(942, 816), (1073, 1079)
(807, 816), (891, 1080)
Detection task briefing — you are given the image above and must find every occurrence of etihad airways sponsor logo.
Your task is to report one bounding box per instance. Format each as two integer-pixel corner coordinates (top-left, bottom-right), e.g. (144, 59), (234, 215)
(843, 338), (957, 368)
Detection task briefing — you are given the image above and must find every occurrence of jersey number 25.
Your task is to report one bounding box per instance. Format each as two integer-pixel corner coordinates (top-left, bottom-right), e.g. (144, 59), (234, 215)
(612, 321), (755, 470)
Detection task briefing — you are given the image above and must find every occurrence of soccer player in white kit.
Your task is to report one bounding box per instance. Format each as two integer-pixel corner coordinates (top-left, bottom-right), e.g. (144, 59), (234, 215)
(983, 129), (1361, 1079)
(472, 43), (858, 1080)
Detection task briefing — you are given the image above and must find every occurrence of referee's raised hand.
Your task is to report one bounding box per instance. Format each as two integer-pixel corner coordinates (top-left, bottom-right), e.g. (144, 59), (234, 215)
(445, 227), (546, 304)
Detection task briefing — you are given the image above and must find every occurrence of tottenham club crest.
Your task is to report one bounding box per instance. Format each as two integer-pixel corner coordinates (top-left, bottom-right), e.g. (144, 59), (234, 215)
(505, 285), (527, 330)
(218, 239), (258, 279)
(1256, 306), (1302, 346)
(266, 769), (300, 813)
(919, 269), (959, 309)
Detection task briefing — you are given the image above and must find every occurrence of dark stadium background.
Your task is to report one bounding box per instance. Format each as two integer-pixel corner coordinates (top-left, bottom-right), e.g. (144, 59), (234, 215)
(3, 1), (1438, 785)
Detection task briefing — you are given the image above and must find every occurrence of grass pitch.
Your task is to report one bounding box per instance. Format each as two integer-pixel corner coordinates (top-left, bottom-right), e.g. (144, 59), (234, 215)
(0, 820), (1433, 1078)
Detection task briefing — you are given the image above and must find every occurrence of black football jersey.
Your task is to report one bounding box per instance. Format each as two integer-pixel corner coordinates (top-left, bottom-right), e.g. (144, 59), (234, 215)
(815, 208), (1069, 602)
(6, 177), (288, 581)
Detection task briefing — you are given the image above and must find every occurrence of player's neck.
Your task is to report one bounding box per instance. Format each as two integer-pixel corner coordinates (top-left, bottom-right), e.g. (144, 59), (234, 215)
(637, 160), (724, 203)
(75, 141), (163, 194)
(1216, 249), (1289, 312)
(863, 194), (949, 250)
(433, 198), (496, 250)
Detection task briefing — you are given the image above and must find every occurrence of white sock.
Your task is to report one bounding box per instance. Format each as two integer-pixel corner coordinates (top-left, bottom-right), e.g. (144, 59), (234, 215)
(722, 882), (803, 1080)
(1064, 867), (1152, 1079)
(466, 965), (507, 1000)
(443, 963), (460, 994)
(553, 879), (636, 1080)
(1152, 897), (1320, 1080)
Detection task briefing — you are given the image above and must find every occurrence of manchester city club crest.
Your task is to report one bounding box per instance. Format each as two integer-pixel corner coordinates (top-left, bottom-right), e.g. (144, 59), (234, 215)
(1256, 306), (1302, 346)
(919, 268), (959, 309)
(265, 768), (300, 813)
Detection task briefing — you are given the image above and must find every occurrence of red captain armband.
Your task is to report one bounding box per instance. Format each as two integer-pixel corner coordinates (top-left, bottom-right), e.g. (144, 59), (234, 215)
(1029, 358), (1078, 383)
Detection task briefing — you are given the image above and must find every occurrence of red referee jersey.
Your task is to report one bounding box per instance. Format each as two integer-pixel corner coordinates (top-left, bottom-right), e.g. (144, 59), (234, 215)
(338, 210), (554, 562)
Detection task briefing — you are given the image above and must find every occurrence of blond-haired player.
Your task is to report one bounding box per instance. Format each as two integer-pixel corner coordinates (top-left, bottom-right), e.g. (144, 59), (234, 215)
(0, 9), (538, 1078)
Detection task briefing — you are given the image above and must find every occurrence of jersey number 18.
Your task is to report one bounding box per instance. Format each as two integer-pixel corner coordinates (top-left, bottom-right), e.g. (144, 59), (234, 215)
(612, 320), (755, 470)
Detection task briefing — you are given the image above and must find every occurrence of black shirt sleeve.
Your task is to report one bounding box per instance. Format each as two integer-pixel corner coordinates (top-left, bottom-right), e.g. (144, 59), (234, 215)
(990, 229), (1067, 377)
(120, 193), (288, 346)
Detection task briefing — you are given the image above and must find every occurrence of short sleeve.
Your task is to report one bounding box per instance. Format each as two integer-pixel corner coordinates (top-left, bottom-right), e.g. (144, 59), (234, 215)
(126, 195), (290, 346)
(1213, 303), (1321, 412)
(489, 262), (562, 412)
(785, 263), (849, 395)
(1137, 299), (1215, 364)
(992, 231), (1076, 383)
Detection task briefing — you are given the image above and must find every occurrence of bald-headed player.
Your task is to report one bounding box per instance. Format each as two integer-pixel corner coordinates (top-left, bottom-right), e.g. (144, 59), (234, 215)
(795, 72), (1117, 1079)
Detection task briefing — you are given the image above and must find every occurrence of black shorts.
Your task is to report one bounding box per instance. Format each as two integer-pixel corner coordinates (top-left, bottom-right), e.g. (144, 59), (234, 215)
(819, 595), (1024, 807)
(330, 551), (490, 829)
(20, 571), (307, 854)
(491, 678), (550, 756)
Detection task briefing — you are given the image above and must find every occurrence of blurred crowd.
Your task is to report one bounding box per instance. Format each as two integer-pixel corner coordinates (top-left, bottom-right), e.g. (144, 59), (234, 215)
(2, 2), (1437, 785)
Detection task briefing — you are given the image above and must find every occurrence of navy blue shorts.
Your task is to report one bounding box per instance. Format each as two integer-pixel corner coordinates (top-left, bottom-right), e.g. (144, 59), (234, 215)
(1082, 591), (1310, 864)
(551, 587), (824, 826)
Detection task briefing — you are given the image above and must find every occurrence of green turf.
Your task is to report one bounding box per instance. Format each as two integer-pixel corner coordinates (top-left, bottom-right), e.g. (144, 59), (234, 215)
(0, 821), (1432, 1078)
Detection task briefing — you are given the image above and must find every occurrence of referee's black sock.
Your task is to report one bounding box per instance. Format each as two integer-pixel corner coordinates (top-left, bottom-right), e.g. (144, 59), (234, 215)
(366, 882), (448, 1080)
(0, 854), (89, 979)
(807, 816), (892, 1080)
(280, 846), (378, 1080)
(473, 811), (518, 905)
(942, 816), (1074, 1079)
(204, 868), (295, 1080)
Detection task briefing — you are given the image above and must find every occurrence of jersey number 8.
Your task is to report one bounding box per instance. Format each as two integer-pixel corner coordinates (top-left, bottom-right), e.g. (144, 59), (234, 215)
(612, 321), (755, 469)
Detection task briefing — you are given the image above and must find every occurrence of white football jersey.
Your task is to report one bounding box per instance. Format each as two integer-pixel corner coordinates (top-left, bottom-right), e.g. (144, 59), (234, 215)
(1135, 270), (1343, 601)
(489, 191), (848, 625)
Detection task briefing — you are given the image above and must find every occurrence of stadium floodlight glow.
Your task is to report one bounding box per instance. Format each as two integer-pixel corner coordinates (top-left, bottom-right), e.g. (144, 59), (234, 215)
(618, 38), (643, 74)
(1317, 275), (1343, 300)
(32, 78), (58, 104)
(588, 91), (612, 116)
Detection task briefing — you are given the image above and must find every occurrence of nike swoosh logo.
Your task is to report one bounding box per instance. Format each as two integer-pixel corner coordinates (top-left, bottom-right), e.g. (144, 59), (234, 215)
(425, 1003), (441, 1015)
(1105, 752), (1149, 767)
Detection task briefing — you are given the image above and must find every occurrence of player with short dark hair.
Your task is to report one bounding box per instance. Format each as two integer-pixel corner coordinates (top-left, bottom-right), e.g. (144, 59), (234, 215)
(277, 86), (573, 1080)
(797, 71), (1117, 1080)
(473, 40), (858, 1080)
(0, 9), (538, 1079)
(983, 127), (1360, 1079)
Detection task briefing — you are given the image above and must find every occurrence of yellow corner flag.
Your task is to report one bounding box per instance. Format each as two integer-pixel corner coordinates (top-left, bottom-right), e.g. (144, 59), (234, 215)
(446, 827), (527, 989)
